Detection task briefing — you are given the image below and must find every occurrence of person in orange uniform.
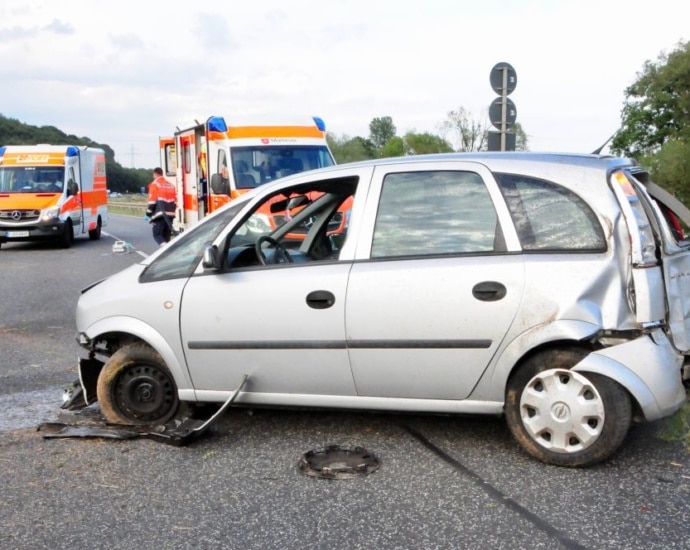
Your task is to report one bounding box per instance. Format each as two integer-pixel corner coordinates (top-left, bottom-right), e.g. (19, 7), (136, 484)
(146, 167), (177, 245)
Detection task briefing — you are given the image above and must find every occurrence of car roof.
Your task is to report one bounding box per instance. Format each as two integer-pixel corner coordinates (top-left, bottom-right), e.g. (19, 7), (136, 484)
(335, 151), (636, 170)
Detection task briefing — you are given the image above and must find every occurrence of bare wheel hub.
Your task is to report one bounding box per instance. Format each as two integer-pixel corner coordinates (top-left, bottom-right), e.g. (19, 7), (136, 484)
(113, 364), (176, 423)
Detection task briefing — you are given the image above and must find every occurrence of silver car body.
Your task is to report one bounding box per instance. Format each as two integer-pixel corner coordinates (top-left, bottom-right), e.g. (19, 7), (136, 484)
(76, 154), (689, 425)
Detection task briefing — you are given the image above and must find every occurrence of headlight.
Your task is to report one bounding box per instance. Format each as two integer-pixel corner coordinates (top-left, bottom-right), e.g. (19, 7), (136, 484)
(40, 206), (60, 221)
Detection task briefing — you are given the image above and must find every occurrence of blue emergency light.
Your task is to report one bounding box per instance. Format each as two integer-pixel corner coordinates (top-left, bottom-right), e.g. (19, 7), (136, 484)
(312, 117), (326, 131)
(208, 117), (228, 133)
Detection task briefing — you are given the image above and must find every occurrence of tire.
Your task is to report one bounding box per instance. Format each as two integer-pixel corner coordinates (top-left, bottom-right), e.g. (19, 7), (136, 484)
(505, 348), (632, 467)
(96, 343), (180, 425)
(60, 220), (74, 248)
(88, 217), (102, 240)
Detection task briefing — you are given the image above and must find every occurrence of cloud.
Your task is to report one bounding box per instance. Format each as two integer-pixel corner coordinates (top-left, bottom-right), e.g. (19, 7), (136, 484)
(0, 24), (38, 43)
(43, 18), (73, 35)
(108, 33), (145, 51)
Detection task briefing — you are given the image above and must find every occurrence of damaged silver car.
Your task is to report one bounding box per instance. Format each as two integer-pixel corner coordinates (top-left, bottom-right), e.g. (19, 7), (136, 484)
(71, 153), (690, 466)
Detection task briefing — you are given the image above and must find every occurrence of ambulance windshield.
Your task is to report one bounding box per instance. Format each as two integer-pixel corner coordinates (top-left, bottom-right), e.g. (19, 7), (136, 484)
(231, 145), (335, 189)
(0, 167), (65, 193)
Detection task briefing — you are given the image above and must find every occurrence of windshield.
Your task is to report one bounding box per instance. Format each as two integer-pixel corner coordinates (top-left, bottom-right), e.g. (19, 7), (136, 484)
(0, 166), (65, 193)
(230, 145), (335, 189)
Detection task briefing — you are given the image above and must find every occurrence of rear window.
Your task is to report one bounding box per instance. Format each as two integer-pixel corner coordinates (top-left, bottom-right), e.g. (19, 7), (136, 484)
(496, 173), (606, 252)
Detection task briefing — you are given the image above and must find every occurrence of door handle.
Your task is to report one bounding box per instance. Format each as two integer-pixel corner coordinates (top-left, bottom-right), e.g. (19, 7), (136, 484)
(306, 290), (336, 309)
(472, 281), (507, 302)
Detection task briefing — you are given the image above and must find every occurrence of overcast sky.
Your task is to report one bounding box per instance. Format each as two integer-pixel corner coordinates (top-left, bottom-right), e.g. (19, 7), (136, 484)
(0, 1), (687, 168)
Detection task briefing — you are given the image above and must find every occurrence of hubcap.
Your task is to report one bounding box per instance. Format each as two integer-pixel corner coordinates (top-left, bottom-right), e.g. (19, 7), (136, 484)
(520, 369), (605, 454)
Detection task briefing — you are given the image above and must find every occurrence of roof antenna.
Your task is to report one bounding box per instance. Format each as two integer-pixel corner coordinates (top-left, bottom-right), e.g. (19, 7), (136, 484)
(591, 133), (616, 155)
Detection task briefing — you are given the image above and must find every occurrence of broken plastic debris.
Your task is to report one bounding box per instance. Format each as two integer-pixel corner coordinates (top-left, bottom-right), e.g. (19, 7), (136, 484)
(112, 240), (133, 254)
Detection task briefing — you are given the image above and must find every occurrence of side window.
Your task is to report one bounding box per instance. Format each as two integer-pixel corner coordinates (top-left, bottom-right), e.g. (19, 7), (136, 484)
(371, 171), (502, 259)
(496, 173), (606, 252)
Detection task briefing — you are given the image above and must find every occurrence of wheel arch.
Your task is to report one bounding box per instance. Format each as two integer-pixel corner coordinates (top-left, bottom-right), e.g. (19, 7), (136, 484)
(82, 315), (193, 392)
(481, 319), (601, 401)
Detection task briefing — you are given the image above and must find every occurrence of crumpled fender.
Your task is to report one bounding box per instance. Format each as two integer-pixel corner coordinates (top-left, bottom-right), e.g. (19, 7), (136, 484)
(573, 328), (685, 421)
(479, 319), (602, 401)
(81, 315), (193, 392)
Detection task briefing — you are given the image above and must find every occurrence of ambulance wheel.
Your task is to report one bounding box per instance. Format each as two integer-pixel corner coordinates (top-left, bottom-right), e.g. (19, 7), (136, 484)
(97, 343), (180, 425)
(60, 220), (74, 248)
(89, 217), (102, 240)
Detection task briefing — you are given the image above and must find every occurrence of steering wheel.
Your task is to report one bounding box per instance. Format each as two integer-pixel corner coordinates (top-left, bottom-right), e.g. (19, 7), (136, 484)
(255, 236), (293, 266)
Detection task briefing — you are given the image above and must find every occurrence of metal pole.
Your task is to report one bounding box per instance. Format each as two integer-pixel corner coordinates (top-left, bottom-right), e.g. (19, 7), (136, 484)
(500, 68), (507, 151)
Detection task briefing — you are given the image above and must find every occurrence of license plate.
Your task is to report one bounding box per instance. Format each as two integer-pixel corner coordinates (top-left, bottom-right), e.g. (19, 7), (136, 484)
(6, 231), (29, 238)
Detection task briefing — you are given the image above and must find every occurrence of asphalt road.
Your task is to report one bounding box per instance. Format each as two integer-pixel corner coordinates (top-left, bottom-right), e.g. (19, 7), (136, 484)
(1, 214), (690, 549)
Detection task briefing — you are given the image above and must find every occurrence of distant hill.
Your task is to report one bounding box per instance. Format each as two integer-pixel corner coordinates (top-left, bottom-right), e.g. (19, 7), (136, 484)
(0, 114), (151, 193)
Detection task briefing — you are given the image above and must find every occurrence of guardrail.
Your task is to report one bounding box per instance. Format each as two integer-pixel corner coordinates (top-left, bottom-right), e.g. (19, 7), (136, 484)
(108, 201), (146, 217)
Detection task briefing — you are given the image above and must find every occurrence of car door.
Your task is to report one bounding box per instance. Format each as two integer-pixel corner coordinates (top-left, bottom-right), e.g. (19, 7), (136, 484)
(345, 162), (525, 400)
(180, 263), (355, 397)
(179, 170), (369, 399)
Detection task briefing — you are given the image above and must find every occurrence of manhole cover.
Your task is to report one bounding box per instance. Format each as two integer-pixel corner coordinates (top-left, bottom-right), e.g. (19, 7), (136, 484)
(299, 445), (380, 479)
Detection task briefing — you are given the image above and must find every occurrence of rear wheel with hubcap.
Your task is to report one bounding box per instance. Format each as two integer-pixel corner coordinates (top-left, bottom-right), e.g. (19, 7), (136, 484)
(505, 348), (632, 467)
(97, 343), (180, 425)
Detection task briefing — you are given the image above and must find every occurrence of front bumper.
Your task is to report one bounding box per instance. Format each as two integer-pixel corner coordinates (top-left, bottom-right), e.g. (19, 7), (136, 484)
(0, 220), (67, 243)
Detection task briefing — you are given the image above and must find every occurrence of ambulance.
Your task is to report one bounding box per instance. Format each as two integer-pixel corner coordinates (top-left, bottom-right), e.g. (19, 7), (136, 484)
(0, 145), (108, 248)
(159, 116), (336, 229)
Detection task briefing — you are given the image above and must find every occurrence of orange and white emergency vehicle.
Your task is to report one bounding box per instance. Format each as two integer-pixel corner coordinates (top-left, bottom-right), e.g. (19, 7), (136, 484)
(159, 116), (336, 229)
(0, 145), (108, 248)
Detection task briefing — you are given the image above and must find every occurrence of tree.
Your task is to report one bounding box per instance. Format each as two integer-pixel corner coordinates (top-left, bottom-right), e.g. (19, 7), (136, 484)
(326, 134), (375, 163)
(379, 136), (405, 158)
(612, 41), (690, 157)
(403, 131), (453, 155)
(512, 122), (529, 151)
(441, 107), (488, 152)
(639, 139), (690, 206)
(369, 116), (396, 151)
(0, 113), (147, 193)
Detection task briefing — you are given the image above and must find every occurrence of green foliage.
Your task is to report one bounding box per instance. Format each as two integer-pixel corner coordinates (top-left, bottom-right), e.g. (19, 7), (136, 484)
(657, 400), (690, 450)
(611, 41), (690, 204)
(327, 134), (376, 163)
(639, 139), (690, 205)
(379, 136), (405, 158)
(512, 122), (529, 152)
(0, 113), (149, 193)
(403, 131), (453, 155)
(612, 41), (690, 157)
(369, 116), (397, 150)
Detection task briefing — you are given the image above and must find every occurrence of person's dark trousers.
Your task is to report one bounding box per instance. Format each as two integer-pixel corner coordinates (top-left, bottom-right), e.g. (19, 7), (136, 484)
(152, 218), (171, 245)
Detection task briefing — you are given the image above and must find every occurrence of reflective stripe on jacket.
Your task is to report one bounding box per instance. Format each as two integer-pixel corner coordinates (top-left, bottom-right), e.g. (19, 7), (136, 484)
(146, 176), (176, 221)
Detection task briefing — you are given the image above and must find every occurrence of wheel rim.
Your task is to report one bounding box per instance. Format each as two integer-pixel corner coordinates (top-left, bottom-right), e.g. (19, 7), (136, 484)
(519, 369), (605, 454)
(112, 363), (177, 423)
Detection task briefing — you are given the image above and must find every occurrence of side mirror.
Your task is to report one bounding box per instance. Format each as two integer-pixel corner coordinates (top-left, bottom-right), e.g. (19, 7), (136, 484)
(67, 180), (79, 196)
(210, 173), (230, 195)
(202, 245), (220, 270)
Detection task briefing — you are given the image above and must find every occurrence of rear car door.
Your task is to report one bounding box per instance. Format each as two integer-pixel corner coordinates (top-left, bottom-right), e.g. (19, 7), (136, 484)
(345, 162), (525, 400)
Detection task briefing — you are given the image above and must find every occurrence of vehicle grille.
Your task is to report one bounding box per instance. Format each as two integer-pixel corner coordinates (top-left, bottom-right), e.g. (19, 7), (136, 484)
(0, 209), (41, 223)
